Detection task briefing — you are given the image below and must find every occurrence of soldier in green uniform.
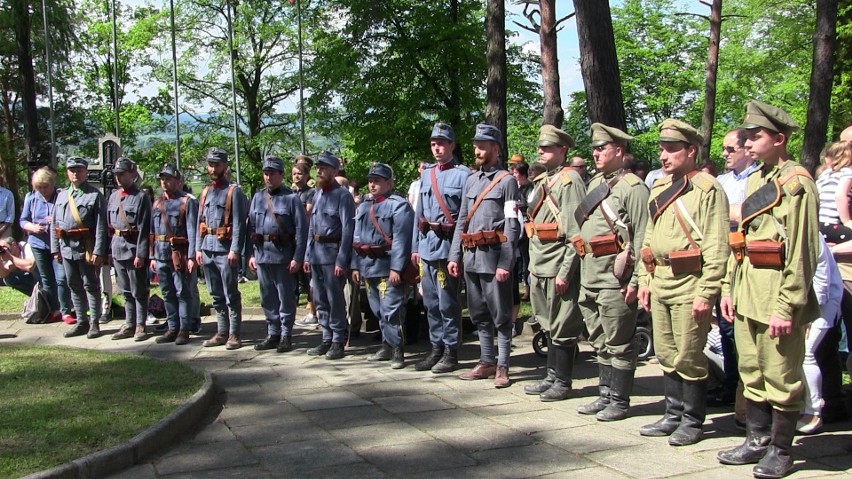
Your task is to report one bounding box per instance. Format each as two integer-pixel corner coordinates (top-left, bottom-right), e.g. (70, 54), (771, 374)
(717, 101), (820, 479)
(522, 125), (587, 401)
(636, 119), (730, 446)
(574, 123), (649, 421)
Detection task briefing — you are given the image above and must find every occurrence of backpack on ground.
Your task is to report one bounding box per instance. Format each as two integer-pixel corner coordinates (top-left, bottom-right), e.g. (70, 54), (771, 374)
(22, 283), (50, 324)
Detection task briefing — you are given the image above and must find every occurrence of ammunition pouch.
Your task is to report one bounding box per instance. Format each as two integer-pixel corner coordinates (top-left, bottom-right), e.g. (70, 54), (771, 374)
(216, 226), (232, 241)
(418, 217), (455, 238)
(589, 234), (620, 257)
(640, 247), (656, 274)
(669, 249), (703, 275)
(460, 230), (507, 249)
(570, 235), (587, 258)
(313, 234), (341, 244)
(747, 240), (785, 268)
(729, 231), (746, 262)
(353, 242), (391, 258)
(531, 223), (560, 242)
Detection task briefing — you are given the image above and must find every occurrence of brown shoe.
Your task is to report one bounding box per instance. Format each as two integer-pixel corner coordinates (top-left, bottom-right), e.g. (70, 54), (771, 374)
(203, 333), (228, 347)
(111, 324), (134, 340)
(494, 365), (510, 388)
(156, 329), (178, 344)
(134, 325), (149, 342)
(175, 330), (190, 346)
(226, 334), (242, 350)
(459, 361), (497, 380)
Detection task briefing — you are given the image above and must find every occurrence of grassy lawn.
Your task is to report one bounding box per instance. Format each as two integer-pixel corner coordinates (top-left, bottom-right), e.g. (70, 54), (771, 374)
(0, 344), (204, 479)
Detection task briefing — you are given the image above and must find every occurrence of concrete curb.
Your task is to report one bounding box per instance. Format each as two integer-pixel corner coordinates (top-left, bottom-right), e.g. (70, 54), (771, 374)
(22, 371), (217, 479)
(0, 307), (267, 322)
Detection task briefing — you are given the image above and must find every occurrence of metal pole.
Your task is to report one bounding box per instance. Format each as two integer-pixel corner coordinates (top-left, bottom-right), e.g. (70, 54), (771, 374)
(111, 0), (120, 137)
(170, 0), (181, 169)
(41, 0), (57, 167)
(297, 0), (305, 154)
(225, 0), (241, 184)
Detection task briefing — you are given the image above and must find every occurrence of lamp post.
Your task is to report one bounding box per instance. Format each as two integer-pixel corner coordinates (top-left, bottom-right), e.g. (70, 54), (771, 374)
(225, 0), (241, 184)
(296, 0), (305, 154)
(111, 0), (120, 137)
(169, 0), (181, 169)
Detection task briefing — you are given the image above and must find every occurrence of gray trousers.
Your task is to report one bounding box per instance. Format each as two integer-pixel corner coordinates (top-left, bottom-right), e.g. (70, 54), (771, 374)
(465, 270), (514, 367)
(202, 251), (242, 334)
(114, 258), (150, 327)
(365, 277), (404, 349)
(62, 258), (102, 323)
(257, 263), (297, 337)
(156, 260), (192, 331)
(420, 259), (462, 349)
(311, 263), (347, 343)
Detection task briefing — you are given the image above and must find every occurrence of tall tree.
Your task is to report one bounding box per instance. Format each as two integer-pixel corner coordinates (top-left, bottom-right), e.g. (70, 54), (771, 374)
(699, 0), (722, 160)
(11, 0), (39, 182)
(572, 0), (625, 130)
(801, 0), (838, 172)
(485, 0), (507, 159)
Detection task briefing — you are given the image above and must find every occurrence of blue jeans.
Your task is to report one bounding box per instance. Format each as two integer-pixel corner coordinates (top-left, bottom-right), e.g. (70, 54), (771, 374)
(31, 247), (71, 314)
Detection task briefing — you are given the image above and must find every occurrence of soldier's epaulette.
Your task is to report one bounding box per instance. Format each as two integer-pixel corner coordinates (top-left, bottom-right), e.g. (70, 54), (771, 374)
(690, 172), (716, 192)
(623, 173), (644, 187)
(779, 165), (812, 196)
(652, 175), (672, 189)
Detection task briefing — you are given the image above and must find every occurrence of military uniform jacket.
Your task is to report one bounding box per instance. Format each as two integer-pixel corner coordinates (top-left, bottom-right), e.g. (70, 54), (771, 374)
(412, 162), (471, 261)
(50, 182), (108, 260)
(721, 160), (820, 324)
(108, 187), (152, 261)
(351, 192), (414, 278)
(638, 172), (729, 305)
(197, 180), (248, 254)
(248, 186), (308, 265)
(306, 182), (355, 268)
(151, 191), (198, 263)
(578, 170), (649, 289)
(449, 165), (520, 274)
(528, 167), (586, 279)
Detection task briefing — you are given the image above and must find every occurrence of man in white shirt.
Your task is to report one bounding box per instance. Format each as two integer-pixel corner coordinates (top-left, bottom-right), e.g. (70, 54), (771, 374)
(716, 129), (760, 227)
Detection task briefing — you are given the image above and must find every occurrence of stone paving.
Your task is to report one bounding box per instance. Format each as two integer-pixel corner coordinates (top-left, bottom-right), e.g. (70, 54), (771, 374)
(3, 314), (852, 479)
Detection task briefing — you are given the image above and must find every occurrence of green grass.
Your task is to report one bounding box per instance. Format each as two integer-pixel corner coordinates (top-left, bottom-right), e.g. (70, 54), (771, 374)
(0, 344), (204, 478)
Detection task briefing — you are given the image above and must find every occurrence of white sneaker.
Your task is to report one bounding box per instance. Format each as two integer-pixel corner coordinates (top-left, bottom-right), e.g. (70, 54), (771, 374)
(295, 314), (318, 326)
(796, 414), (823, 434)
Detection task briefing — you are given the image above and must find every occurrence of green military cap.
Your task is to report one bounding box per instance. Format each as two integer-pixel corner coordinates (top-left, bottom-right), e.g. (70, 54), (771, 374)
(537, 125), (575, 148)
(590, 123), (634, 147)
(658, 118), (704, 146)
(740, 100), (800, 135)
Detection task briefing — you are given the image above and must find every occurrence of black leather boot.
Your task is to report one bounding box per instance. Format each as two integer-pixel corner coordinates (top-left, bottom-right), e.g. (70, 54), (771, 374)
(753, 409), (797, 478)
(415, 344), (444, 371)
(307, 341), (332, 356)
(640, 372), (684, 437)
(390, 348), (405, 369)
(525, 337), (556, 395)
(65, 320), (90, 338)
(431, 347), (459, 374)
(669, 379), (706, 446)
(578, 364), (612, 415)
(87, 318), (101, 339)
(540, 342), (575, 402)
(718, 399), (772, 465)
(325, 342), (345, 360)
(596, 367), (634, 422)
(368, 344), (393, 362)
(276, 335), (292, 353)
(254, 335), (281, 351)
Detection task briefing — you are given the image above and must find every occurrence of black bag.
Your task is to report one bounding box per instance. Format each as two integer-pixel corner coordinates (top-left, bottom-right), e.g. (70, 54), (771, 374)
(22, 283), (50, 324)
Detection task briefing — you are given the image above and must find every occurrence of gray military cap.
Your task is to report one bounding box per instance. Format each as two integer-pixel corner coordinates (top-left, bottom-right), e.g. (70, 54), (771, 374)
(66, 156), (89, 169)
(205, 147), (229, 163)
(590, 123), (634, 147)
(367, 163), (393, 180)
(262, 156), (285, 172)
(473, 123), (502, 145)
(113, 157), (137, 173)
(740, 100), (800, 135)
(430, 122), (456, 142)
(316, 151), (340, 169)
(159, 164), (181, 178)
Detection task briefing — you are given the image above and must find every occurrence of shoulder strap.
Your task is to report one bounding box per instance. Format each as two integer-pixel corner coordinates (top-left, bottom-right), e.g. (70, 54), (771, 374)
(529, 167), (566, 220)
(369, 202), (391, 245)
(741, 180), (783, 230)
(464, 171), (512, 232)
(430, 167), (455, 223)
(264, 190), (287, 232)
(672, 200), (701, 250)
(197, 185), (211, 238)
(574, 172), (623, 228)
(67, 191), (85, 228)
(157, 196), (173, 238)
(116, 194), (132, 229)
(649, 171), (697, 222)
(223, 185), (236, 227)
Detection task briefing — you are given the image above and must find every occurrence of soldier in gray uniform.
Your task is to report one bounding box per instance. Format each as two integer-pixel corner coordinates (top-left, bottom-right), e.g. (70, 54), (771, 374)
(351, 163), (414, 369)
(194, 147), (248, 350)
(249, 156), (308, 353)
(523, 125), (587, 401)
(51, 157), (108, 339)
(412, 122), (471, 373)
(449, 123), (521, 388)
(304, 151), (355, 360)
(150, 165), (198, 345)
(106, 158), (152, 342)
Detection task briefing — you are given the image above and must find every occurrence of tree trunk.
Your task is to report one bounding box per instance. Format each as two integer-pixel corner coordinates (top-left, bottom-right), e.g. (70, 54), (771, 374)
(485, 0), (508, 161)
(448, 0), (463, 162)
(802, 0), (838, 173)
(13, 0), (40, 162)
(572, 0), (625, 130)
(540, 0), (563, 127)
(699, 0), (722, 161)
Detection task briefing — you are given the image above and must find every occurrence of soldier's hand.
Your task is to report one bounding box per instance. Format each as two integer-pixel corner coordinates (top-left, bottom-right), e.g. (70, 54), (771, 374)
(638, 286), (651, 311)
(91, 254), (104, 267)
(187, 259), (196, 273)
(768, 315), (792, 339)
(411, 252), (420, 265)
(692, 298), (712, 322)
(150, 259), (156, 272)
(351, 270), (361, 284)
(53, 253), (62, 264)
(720, 296), (735, 323)
(289, 260), (301, 274)
(133, 257), (145, 269)
(248, 257), (258, 272)
(303, 261), (311, 274)
(195, 251), (203, 265)
(448, 261), (459, 277)
(621, 285), (637, 304)
(495, 268), (510, 282)
(334, 265), (346, 277)
(389, 270), (401, 286)
(227, 251), (239, 267)
(555, 277), (569, 295)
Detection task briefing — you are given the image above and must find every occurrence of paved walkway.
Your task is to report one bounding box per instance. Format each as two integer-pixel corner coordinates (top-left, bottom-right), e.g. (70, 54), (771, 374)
(3, 314), (852, 479)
